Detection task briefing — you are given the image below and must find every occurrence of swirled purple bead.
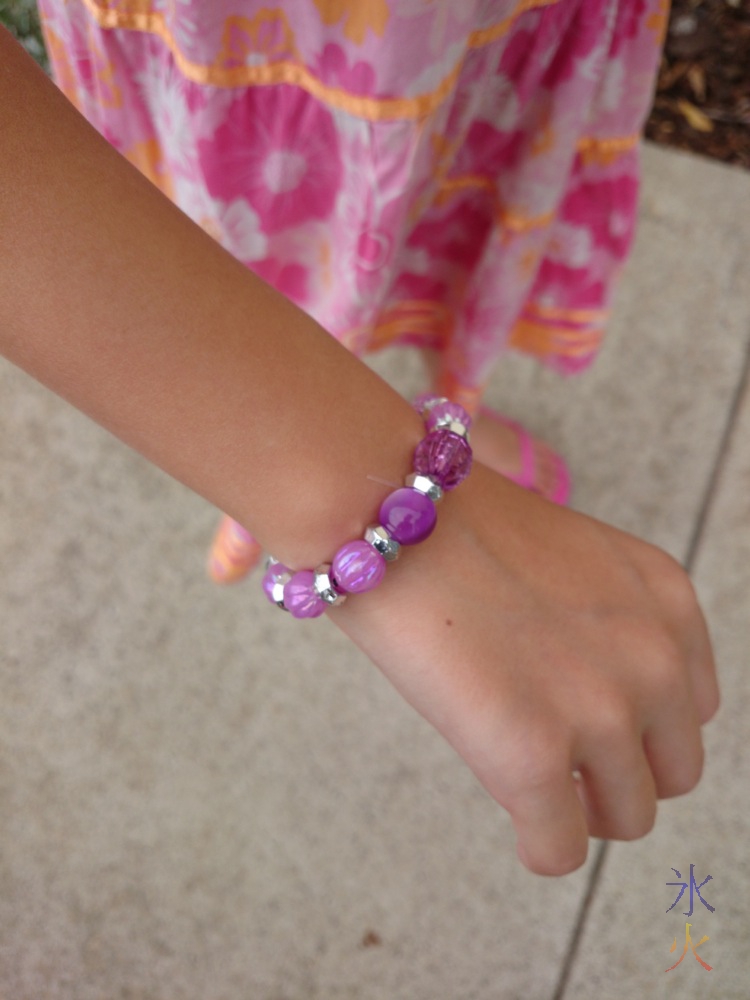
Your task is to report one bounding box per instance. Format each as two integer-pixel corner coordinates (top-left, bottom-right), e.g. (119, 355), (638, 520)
(331, 540), (386, 594)
(424, 400), (472, 432)
(379, 487), (437, 545)
(414, 429), (473, 491)
(284, 570), (327, 619)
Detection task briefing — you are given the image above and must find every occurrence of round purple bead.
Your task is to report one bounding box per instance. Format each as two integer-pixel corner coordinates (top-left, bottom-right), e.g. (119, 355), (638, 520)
(332, 540), (386, 594)
(424, 400), (472, 432)
(414, 429), (473, 491)
(379, 487), (437, 546)
(262, 561), (292, 605)
(284, 570), (327, 619)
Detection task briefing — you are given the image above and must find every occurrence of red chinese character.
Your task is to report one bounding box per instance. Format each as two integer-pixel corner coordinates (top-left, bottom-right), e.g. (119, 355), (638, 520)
(665, 922), (712, 972)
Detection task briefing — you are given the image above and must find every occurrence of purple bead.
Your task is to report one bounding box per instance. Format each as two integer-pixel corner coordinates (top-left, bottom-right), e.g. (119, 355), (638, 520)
(424, 400), (472, 433)
(379, 487), (437, 545)
(414, 429), (473, 491)
(332, 540), (386, 594)
(262, 561), (292, 605)
(284, 570), (327, 619)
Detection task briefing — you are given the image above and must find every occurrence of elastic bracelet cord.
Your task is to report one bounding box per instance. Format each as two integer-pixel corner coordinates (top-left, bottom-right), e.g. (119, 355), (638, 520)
(261, 396), (473, 618)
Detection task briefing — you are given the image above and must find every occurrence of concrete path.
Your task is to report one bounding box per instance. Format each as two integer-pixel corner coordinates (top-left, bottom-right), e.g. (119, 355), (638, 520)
(1, 142), (749, 999)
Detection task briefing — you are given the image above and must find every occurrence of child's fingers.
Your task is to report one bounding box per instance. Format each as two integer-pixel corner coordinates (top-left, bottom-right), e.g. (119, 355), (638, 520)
(643, 701), (705, 800)
(207, 514), (263, 584)
(633, 544), (719, 725)
(508, 728), (659, 873)
(574, 742), (658, 842)
(509, 767), (589, 876)
(685, 596), (720, 726)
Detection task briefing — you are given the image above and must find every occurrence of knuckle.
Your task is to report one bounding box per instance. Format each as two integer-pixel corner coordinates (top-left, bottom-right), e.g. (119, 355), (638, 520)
(588, 690), (635, 746)
(623, 621), (686, 702)
(663, 742), (705, 798)
(648, 549), (700, 620)
(619, 800), (657, 841)
(645, 631), (686, 697)
(505, 730), (566, 799)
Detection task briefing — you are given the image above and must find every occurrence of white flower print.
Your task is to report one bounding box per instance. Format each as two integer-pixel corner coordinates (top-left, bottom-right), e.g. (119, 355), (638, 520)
(209, 196), (268, 264)
(134, 50), (196, 179)
(546, 221), (594, 268)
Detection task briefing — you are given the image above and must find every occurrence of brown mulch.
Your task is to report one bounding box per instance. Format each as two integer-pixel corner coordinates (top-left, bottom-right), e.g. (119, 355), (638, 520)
(645, 0), (750, 170)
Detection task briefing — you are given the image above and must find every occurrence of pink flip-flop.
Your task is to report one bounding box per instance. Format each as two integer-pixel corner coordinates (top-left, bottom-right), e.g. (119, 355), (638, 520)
(207, 514), (263, 584)
(478, 406), (572, 506)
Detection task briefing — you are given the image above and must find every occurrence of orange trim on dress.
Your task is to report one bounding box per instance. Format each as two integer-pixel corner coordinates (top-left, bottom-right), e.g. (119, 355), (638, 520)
(359, 300), (454, 353)
(343, 298), (606, 365)
(434, 132), (642, 214)
(469, 0), (561, 47)
(522, 301), (610, 322)
(577, 133), (640, 166)
(508, 318), (605, 358)
(76, 0), (647, 172)
(498, 206), (557, 234)
(80, 0), (564, 121)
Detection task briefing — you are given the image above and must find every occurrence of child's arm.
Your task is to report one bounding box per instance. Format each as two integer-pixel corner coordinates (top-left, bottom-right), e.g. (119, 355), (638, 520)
(0, 27), (719, 875)
(0, 25), (424, 571)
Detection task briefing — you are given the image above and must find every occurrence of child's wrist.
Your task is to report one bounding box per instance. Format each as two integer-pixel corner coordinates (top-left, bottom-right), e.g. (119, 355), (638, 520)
(244, 390), (426, 572)
(261, 396), (475, 617)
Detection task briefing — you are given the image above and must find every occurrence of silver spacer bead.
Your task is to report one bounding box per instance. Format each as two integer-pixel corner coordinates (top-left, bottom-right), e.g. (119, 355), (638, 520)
(404, 472), (443, 503)
(364, 524), (400, 562)
(313, 563), (348, 607)
(430, 416), (471, 443)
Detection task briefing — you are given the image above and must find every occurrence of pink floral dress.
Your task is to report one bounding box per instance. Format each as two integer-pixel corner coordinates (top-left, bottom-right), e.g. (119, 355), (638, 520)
(38, 0), (669, 412)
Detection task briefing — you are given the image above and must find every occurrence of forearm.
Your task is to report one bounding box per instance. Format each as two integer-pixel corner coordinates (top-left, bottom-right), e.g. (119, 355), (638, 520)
(0, 27), (423, 568)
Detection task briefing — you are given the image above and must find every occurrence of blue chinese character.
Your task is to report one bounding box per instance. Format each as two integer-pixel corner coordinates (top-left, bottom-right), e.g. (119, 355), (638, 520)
(666, 864), (714, 917)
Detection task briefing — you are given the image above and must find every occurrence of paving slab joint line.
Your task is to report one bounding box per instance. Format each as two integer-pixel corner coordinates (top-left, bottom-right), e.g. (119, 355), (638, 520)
(549, 324), (750, 1000)
(549, 839), (610, 1000)
(684, 329), (750, 574)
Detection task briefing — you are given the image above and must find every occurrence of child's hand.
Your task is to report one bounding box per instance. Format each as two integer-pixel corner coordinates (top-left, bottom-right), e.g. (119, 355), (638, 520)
(330, 461), (719, 876)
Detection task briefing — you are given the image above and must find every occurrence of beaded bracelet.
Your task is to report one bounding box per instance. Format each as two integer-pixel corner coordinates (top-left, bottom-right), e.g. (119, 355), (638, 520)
(261, 396), (473, 618)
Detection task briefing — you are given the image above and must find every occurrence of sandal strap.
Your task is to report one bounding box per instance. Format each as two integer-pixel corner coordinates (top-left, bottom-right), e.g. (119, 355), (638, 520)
(478, 406), (537, 491)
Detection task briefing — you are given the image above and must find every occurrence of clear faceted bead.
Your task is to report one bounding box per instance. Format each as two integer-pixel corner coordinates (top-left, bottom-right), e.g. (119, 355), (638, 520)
(412, 394), (448, 416)
(262, 561), (293, 610)
(413, 429), (473, 491)
(424, 400), (472, 434)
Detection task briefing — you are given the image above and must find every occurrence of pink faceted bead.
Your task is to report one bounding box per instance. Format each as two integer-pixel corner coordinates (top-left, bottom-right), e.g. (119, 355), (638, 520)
(424, 400), (472, 432)
(414, 429), (473, 491)
(379, 487), (437, 545)
(332, 540), (386, 594)
(284, 570), (327, 619)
